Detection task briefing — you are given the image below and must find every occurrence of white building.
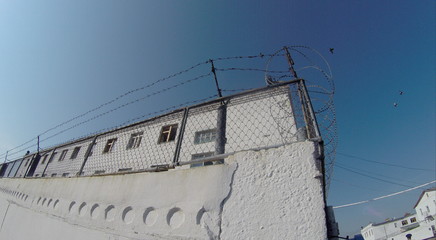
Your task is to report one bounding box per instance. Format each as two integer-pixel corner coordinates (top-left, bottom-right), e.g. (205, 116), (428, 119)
(0, 81), (336, 240)
(361, 188), (436, 240)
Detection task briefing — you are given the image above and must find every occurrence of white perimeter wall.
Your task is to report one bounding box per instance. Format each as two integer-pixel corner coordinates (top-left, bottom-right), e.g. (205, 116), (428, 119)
(0, 141), (327, 240)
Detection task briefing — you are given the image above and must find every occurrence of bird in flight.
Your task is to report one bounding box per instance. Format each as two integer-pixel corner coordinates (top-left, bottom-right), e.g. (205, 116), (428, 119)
(329, 48), (334, 54)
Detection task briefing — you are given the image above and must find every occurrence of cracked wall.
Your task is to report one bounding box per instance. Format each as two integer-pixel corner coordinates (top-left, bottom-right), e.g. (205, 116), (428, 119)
(0, 141), (326, 240)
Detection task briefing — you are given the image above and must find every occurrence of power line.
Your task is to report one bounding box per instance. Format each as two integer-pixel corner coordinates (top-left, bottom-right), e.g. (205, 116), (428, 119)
(0, 46), (337, 177)
(332, 178), (382, 192)
(335, 164), (414, 189)
(334, 162), (423, 185)
(333, 180), (436, 209)
(0, 54), (273, 158)
(2, 72), (212, 161)
(33, 94), (220, 154)
(337, 152), (433, 172)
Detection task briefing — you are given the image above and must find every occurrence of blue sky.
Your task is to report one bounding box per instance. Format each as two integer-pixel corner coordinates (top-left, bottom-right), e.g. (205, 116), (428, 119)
(0, 0), (434, 236)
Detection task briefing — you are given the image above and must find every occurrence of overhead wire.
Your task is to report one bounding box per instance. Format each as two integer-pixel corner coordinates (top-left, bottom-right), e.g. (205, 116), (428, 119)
(37, 94), (220, 152)
(3, 72), (212, 160)
(335, 164), (414, 188)
(1, 45), (339, 195)
(333, 180), (436, 209)
(334, 162), (423, 185)
(337, 152), (433, 172)
(1, 53), (283, 158)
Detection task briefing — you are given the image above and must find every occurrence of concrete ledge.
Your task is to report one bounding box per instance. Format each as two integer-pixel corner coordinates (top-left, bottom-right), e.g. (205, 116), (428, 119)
(0, 141), (326, 240)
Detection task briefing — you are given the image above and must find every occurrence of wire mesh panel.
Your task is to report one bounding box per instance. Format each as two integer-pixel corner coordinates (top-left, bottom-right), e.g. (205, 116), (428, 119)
(0, 82), (323, 177)
(176, 83), (303, 166)
(4, 159), (21, 177)
(43, 137), (94, 177)
(15, 154), (36, 177)
(81, 110), (184, 176)
(224, 85), (297, 153)
(9, 156), (25, 177)
(178, 103), (220, 164)
(32, 150), (55, 177)
(14, 155), (33, 178)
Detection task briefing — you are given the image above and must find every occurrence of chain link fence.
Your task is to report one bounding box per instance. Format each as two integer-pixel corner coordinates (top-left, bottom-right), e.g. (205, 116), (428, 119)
(0, 80), (320, 178)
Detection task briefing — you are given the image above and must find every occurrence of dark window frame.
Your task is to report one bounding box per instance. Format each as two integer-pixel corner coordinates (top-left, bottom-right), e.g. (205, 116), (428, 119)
(127, 131), (144, 150)
(58, 149), (68, 161)
(70, 146), (81, 159)
(103, 138), (117, 153)
(158, 124), (178, 143)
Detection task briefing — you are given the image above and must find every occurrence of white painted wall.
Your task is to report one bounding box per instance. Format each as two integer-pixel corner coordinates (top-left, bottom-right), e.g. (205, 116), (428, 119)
(415, 189), (436, 222)
(3, 85), (297, 179)
(0, 141), (327, 240)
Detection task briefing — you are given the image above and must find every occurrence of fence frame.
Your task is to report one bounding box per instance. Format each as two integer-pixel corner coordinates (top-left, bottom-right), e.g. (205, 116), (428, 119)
(0, 78), (322, 178)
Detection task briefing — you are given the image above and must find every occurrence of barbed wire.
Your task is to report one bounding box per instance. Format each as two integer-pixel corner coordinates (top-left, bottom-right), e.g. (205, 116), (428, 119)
(215, 67), (289, 73)
(221, 88), (253, 92)
(0, 54), (287, 159)
(1, 46), (339, 193)
(3, 72), (212, 160)
(26, 94), (220, 156)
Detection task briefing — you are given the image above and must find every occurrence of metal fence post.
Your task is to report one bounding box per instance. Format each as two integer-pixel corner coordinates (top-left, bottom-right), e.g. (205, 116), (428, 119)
(42, 148), (57, 177)
(23, 154), (36, 178)
(173, 108), (189, 165)
(77, 135), (99, 176)
(215, 103), (227, 156)
(299, 79), (321, 138)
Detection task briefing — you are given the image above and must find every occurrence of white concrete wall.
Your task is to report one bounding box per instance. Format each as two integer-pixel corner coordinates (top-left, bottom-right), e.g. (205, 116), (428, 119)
(2, 85), (297, 179)
(42, 138), (94, 177)
(0, 141), (327, 240)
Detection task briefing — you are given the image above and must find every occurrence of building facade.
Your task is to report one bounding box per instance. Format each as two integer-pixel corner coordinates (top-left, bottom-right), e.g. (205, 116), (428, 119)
(0, 81), (333, 239)
(361, 188), (436, 240)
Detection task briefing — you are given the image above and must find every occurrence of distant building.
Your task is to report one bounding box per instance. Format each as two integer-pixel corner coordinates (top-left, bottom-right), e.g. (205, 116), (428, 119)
(361, 188), (436, 240)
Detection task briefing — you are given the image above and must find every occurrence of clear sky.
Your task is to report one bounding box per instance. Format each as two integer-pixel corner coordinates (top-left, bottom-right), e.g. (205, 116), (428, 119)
(0, 0), (434, 237)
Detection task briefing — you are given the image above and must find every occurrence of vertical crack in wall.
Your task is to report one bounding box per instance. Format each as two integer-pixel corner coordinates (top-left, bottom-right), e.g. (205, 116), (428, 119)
(217, 162), (239, 240)
(0, 201), (10, 233)
(203, 220), (216, 240)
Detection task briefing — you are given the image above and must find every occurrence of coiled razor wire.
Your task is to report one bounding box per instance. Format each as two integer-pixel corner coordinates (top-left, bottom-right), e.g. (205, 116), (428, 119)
(1, 46), (337, 195)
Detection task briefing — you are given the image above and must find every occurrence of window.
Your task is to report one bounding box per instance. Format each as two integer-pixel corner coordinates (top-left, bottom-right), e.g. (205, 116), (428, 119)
(394, 223), (397, 228)
(191, 152), (214, 168)
(41, 155), (49, 164)
(194, 129), (217, 144)
(103, 138), (117, 153)
(24, 158), (30, 167)
(158, 124), (178, 143)
(62, 173), (69, 177)
(49, 152), (57, 163)
(127, 132), (143, 149)
(70, 147), (81, 159)
(426, 206), (430, 212)
(58, 150), (68, 161)
(402, 220), (408, 226)
(410, 217), (416, 223)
